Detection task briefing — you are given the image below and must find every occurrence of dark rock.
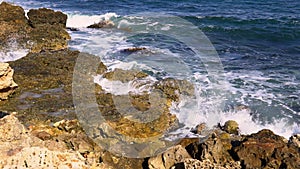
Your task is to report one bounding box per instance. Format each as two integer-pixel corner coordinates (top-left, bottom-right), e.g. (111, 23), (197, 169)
(121, 47), (147, 53)
(27, 8), (67, 28)
(87, 20), (114, 29)
(0, 111), (9, 119)
(233, 129), (300, 169)
(66, 27), (79, 31)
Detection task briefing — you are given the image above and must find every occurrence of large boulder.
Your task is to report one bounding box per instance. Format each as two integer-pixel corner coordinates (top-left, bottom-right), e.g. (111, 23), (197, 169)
(27, 8), (67, 28)
(0, 62), (18, 100)
(0, 2), (30, 50)
(233, 129), (300, 169)
(148, 145), (191, 169)
(186, 131), (239, 167)
(0, 2), (70, 53)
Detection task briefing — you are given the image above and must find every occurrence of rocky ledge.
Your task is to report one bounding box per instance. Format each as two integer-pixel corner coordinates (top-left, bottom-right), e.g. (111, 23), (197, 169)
(0, 2), (299, 169)
(0, 2), (70, 53)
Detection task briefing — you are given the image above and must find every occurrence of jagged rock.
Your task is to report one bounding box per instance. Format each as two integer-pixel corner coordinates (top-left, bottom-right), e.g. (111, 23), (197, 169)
(0, 2), (27, 24)
(121, 47), (147, 53)
(27, 8), (67, 28)
(0, 2), (70, 53)
(233, 129), (300, 169)
(175, 159), (241, 169)
(186, 130), (241, 167)
(223, 120), (239, 135)
(0, 62), (18, 100)
(148, 145), (191, 169)
(53, 119), (82, 133)
(87, 20), (115, 29)
(0, 113), (84, 168)
(289, 134), (300, 148)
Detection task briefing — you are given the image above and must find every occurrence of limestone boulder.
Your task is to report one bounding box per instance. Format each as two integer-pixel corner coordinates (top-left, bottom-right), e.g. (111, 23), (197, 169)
(0, 62), (17, 100)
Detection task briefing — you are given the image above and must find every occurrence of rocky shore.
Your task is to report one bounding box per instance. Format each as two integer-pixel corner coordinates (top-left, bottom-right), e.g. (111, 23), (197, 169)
(0, 2), (299, 169)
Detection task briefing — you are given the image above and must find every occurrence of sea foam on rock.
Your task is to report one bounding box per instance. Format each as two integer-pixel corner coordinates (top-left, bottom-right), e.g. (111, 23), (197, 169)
(0, 2), (70, 54)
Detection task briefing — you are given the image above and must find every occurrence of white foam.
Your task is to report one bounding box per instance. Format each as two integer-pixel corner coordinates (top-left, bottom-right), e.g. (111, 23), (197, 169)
(218, 109), (300, 138)
(94, 75), (157, 95)
(0, 49), (28, 62)
(66, 13), (118, 28)
(0, 39), (28, 62)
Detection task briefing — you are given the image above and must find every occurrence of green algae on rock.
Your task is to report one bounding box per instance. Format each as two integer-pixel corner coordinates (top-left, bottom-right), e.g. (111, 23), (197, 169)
(0, 49), (107, 126)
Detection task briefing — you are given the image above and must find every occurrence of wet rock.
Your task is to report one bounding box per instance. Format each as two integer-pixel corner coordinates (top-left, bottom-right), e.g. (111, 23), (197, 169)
(121, 47), (147, 53)
(28, 24), (70, 52)
(103, 68), (148, 83)
(192, 123), (208, 135)
(87, 20), (115, 29)
(148, 145), (191, 169)
(223, 120), (239, 135)
(0, 62), (18, 100)
(0, 2), (29, 50)
(155, 78), (195, 102)
(27, 8), (67, 28)
(233, 129), (300, 169)
(0, 49), (107, 125)
(0, 2), (70, 53)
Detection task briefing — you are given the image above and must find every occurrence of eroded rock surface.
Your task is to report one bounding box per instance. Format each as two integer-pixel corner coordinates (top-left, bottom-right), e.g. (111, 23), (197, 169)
(0, 2), (70, 53)
(0, 62), (17, 100)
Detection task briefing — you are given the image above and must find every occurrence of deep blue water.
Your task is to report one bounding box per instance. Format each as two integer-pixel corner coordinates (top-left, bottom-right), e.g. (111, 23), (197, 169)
(5, 0), (300, 136)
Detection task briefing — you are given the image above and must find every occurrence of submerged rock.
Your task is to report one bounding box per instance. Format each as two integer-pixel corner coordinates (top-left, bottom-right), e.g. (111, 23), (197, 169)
(0, 62), (18, 100)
